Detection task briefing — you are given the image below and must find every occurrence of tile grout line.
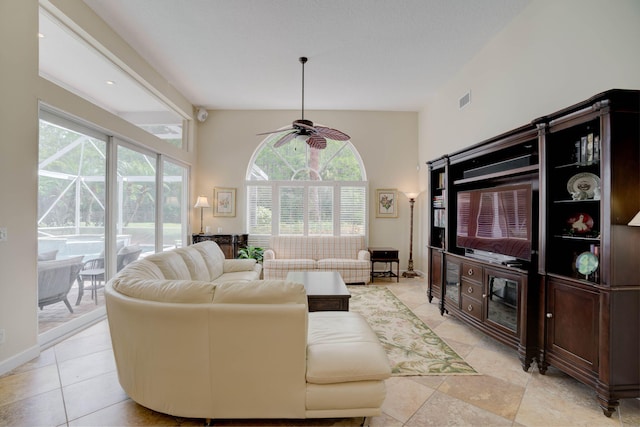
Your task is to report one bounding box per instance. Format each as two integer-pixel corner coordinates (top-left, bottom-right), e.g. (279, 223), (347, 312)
(53, 344), (71, 426)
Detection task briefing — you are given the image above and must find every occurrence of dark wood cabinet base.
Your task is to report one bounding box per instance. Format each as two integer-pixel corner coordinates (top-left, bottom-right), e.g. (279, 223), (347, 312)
(192, 233), (248, 258)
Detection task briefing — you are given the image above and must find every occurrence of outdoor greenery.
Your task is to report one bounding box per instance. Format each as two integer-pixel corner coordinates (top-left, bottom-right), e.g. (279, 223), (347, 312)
(39, 120), (185, 233)
(38, 121), (106, 229)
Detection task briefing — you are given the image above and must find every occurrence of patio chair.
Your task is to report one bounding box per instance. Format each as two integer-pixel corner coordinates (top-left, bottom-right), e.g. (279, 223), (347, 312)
(116, 245), (142, 271)
(38, 257), (84, 313)
(76, 245), (142, 305)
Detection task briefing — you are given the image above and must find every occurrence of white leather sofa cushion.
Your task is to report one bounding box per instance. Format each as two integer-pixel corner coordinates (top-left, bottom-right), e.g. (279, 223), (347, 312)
(212, 270), (261, 283)
(112, 259), (164, 280)
(144, 251), (192, 279)
(191, 240), (226, 279)
(306, 380), (387, 412)
(213, 280), (306, 305)
(223, 258), (258, 272)
(111, 277), (215, 303)
(306, 312), (391, 384)
(173, 246), (211, 281)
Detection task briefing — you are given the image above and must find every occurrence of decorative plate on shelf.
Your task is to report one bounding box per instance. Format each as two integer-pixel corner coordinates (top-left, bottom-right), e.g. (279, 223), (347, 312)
(576, 251), (598, 276)
(566, 212), (594, 234)
(567, 172), (600, 200)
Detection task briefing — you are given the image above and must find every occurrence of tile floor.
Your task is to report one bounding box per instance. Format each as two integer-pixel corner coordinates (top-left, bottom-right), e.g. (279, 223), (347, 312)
(1, 278), (639, 426)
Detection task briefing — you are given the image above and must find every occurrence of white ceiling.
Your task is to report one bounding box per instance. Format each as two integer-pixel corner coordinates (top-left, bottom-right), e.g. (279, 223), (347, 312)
(49, 0), (530, 114)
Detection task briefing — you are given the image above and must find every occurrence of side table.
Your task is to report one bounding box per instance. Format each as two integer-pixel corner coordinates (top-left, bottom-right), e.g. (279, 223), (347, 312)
(368, 247), (399, 283)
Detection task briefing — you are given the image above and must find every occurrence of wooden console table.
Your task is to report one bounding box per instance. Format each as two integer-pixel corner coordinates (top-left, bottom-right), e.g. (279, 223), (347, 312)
(368, 247), (399, 283)
(192, 233), (248, 259)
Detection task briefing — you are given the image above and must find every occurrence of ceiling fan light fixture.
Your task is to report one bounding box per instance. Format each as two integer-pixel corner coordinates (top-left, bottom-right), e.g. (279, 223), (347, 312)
(257, 57), (349, 150)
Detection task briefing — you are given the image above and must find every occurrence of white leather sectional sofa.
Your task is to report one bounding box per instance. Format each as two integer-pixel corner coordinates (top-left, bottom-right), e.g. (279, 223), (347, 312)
(263, 235), (371, 283)
(105, 241), (391, 421)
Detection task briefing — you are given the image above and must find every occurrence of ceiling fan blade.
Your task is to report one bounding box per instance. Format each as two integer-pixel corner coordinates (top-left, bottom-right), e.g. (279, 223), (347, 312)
(272, 131), (299, 148)
(306, 135), (327, 149)
(256, 127), (295, 136)
(315, 126), (350, 141)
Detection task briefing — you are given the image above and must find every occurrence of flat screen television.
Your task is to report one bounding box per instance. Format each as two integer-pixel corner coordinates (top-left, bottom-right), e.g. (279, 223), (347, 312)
(456, 183), (532, 261)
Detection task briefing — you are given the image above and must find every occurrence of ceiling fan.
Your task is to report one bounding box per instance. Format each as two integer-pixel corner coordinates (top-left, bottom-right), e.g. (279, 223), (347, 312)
(257, 57), (350, 149)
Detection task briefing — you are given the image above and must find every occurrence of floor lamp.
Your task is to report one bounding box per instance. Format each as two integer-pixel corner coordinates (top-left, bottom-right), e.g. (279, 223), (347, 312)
(194, 195), (210, 234)
(402, 192), (420, 278)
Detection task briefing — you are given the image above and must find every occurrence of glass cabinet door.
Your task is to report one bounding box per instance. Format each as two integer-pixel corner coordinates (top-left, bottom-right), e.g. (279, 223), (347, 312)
(486, 273), (519, 332)
(445, 257), (460, 306)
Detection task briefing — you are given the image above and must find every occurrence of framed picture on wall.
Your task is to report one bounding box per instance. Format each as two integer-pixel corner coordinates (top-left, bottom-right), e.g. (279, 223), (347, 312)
(376, 188), (398, 218)
(213, 187), (236, 217)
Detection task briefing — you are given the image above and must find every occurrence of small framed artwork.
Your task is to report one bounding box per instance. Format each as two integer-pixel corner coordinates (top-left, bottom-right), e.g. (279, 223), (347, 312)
(213, 187), (236, 217)
(376, 188), (398, 218)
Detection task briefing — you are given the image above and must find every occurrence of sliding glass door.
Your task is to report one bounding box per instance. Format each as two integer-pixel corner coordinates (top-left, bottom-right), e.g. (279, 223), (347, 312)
(38, 113), (107, 332)
(116, 145), (157, 258)
(38, 110), (189, 336)
(162, 160), (188, 250)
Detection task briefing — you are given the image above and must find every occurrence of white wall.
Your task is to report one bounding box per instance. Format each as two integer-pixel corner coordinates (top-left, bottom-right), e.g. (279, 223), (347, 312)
(194, 109), (420, 267)
(417, 0), (640, 273)
(0, 0), (39, 368)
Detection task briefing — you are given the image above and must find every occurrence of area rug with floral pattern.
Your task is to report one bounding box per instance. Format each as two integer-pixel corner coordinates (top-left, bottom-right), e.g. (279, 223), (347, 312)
(348, 285), (477, 376)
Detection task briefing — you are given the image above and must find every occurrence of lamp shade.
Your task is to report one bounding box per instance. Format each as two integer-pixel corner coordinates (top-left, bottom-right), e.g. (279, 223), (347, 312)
(629, 211), (640, 226)
(404, 191), (420, 200)
(194, 196), (210, 208)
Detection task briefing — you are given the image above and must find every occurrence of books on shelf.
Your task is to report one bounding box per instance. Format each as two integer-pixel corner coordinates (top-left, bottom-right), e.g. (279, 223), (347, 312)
(433, 208), (446, 227)
(432, 190), (446, 208)
(574, 133), (600, 165)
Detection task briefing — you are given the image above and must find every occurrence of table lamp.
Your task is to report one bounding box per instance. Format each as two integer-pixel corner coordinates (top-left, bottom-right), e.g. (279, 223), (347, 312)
(194, 196), (210, 234)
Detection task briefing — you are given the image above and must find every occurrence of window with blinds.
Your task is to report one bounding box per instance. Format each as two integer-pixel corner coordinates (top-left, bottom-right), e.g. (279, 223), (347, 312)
(246, 134), (367, 243)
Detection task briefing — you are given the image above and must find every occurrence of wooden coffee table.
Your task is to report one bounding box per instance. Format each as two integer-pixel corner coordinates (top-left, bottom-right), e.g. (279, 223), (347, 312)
(286, 271), (351, 312)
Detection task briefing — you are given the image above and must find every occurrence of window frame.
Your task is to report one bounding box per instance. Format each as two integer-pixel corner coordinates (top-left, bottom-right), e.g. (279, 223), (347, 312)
(245, 136), (368, 246)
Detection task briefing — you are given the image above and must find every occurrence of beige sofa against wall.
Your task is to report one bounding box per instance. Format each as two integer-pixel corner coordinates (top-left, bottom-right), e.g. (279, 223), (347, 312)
(105, 243), (391, 421)
(263, 236), (371, 284)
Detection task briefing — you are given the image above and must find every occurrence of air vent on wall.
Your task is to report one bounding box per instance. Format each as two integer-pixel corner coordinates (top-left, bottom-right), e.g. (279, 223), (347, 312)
(459, 90), (471, 110)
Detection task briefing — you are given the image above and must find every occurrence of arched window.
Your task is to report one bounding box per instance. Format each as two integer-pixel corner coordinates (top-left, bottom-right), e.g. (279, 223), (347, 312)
(246, 132), (367, 247)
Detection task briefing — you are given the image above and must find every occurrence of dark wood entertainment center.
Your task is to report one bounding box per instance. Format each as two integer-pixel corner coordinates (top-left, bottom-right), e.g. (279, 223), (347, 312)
(427, 89), (639, 417)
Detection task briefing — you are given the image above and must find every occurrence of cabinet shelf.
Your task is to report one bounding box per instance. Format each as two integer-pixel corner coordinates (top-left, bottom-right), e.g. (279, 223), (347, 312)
(552, 234), (600, 242)
(552, 199), (599, 204)
(555, 161), (600, 169)
(453, 164), (538, 186)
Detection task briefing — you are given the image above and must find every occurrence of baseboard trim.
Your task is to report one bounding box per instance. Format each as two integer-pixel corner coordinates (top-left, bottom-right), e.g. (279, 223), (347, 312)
(0, 344), (40, 376)
(38, 306), (106, 350)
